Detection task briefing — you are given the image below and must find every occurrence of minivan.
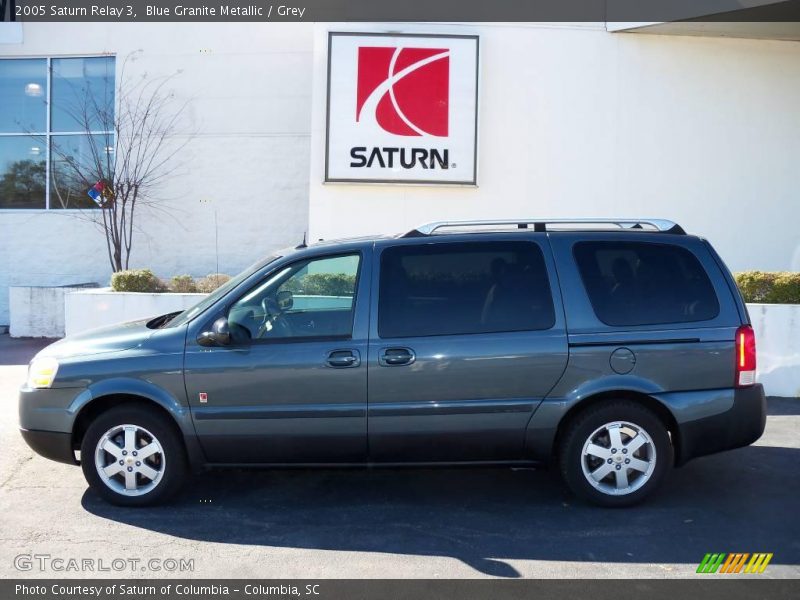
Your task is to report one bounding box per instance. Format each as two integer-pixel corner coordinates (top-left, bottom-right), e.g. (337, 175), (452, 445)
(19, 218), (766, 507)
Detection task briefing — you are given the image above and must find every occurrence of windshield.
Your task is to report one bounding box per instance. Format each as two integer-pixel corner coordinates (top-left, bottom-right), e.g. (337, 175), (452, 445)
(164, 255), (279, 328)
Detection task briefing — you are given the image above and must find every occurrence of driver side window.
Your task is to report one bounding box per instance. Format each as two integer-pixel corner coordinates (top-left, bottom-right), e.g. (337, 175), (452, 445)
(228, 253), (360, 342)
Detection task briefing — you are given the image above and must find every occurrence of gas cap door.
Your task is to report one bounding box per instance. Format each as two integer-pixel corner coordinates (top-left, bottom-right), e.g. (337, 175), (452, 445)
(610, 347), (636, 374)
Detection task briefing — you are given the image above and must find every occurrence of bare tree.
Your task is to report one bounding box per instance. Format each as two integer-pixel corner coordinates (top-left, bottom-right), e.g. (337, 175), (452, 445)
(47, 52), (193, 271)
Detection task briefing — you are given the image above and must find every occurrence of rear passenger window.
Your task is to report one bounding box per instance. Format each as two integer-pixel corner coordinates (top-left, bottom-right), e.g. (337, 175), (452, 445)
(574, 241), (719, 326)
(379, 242), (555, 338)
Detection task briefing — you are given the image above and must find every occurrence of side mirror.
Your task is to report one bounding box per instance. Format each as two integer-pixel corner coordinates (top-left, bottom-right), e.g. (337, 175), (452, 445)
(276, 289), (294, 311)
(198, 317), (231, 347)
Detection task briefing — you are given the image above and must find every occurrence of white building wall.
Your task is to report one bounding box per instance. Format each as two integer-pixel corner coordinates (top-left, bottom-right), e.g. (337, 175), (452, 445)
(308, 23), (800, 273)
(0, 22), (314, 325)
(749, 303), (800, 397)
(3, 22), (800, 327)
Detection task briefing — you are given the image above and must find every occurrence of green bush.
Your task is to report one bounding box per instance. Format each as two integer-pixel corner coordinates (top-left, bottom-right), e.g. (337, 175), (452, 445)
(735, 271), (800, 304)
(196, 273), (231, 293)
(283, 273), (356, 296)
(110, 269), (166, 293)
(169, 274), (198, 293)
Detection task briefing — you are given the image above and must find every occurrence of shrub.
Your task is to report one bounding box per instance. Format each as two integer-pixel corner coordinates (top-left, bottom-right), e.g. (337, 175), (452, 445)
(169, 274), (198, 293)
(735, 271), (800, 304)
(110, 269), (166, 293)
(196, 273), (232, 293)
(283, 273), (357, 296)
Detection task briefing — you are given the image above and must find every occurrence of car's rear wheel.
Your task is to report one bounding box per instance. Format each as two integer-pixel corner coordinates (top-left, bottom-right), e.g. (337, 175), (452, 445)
(80, 404), (187, 506)
(558, 400), (672, 507)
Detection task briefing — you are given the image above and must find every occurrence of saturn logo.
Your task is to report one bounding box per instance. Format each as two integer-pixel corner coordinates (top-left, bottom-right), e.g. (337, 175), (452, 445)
(356, 46), (450, 137)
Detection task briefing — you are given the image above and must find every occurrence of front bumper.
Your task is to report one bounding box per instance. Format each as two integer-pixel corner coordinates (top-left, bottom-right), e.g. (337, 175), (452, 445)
(19, 384), (88, 432)
(676, 384), (767, 465)
(19, 384), (88, 466)
(19, 428), (77, 465)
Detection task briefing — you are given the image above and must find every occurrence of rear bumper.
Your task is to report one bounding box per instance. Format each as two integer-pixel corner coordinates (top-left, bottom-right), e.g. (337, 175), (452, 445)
(19, 428), (77, 465)
(676, 384), (766, 465)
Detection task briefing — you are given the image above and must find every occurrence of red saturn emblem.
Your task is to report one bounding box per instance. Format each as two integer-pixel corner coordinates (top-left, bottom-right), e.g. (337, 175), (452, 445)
(356, 46), (450, 137)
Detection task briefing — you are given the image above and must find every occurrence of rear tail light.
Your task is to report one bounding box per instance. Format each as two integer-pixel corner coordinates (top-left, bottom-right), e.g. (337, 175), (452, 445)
(735, 324), (756, 387)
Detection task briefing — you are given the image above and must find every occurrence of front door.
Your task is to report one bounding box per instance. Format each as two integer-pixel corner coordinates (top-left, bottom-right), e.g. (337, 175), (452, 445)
(367, 237), (568, 462)
(185, 251), (369, 463)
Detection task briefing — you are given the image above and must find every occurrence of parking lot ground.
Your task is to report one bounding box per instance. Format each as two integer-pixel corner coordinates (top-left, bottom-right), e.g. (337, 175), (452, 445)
(1, 335), (798, 579)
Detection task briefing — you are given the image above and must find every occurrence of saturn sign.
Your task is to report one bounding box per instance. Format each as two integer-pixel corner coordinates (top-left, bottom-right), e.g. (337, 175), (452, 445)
(325, 32), (479, 185)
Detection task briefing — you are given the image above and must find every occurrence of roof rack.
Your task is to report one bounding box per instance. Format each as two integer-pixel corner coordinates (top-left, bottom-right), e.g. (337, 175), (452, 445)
(402, 218), (686, 237)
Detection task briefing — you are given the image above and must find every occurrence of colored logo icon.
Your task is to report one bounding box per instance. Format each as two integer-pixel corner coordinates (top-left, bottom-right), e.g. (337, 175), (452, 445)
(696, 553), (773, 574)
(356, 46), (449, 137)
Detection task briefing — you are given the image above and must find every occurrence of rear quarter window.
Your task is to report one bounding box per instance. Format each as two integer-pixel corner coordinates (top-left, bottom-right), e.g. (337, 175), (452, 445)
(573, 241), (720, 327)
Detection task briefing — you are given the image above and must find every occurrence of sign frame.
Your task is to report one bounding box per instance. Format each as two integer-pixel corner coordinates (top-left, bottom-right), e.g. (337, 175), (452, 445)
(324, 31), (480, 186)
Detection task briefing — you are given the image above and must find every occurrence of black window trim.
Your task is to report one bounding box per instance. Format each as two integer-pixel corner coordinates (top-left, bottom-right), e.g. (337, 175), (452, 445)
(377, 239), (557, 340)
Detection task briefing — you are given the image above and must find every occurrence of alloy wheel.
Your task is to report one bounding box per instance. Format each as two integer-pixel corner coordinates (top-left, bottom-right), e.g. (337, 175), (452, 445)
(580, 421), (656, 496)
(94, 424), (166, 497)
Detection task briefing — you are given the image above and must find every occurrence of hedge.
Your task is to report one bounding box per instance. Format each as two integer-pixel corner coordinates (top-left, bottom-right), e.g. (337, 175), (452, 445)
(734, 271), (800, 304)
(282, 273), (357, 296)
(111, 271), (231, 293)
(110, 269), (800, 303)
(110, 269), (166, 293)
(197, 273), (231, 293)
(169, 274), (198, 293)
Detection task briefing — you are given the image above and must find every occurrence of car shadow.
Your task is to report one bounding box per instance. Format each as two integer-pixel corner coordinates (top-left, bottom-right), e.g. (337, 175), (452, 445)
(81, 444), (800, 577)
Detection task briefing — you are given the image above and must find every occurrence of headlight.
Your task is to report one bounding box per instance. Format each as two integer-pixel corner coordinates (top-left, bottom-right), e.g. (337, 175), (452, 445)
(27, 357), (59, 389)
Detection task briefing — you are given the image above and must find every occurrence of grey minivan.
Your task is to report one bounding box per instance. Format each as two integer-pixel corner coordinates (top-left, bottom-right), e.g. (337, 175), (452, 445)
(19, 219), (766, 507)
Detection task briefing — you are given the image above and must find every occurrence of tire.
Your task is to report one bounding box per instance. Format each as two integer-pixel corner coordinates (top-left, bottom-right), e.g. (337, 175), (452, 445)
(80, 404), (187, 507)
(558, 400), (673, 507)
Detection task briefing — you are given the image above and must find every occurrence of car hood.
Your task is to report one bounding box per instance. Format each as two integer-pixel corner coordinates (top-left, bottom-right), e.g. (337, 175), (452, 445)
(35, 318), (156, 360)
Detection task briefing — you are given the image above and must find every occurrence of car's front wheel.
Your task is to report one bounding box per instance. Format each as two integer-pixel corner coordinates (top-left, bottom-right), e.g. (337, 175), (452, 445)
(80, 404), (187, 506)
(558, 400), (673, 507)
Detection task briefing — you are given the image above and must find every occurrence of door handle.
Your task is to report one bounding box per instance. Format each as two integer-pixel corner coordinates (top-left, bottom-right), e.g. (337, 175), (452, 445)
(379, 347), (416, 367)
(326, 349), (360, 368)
